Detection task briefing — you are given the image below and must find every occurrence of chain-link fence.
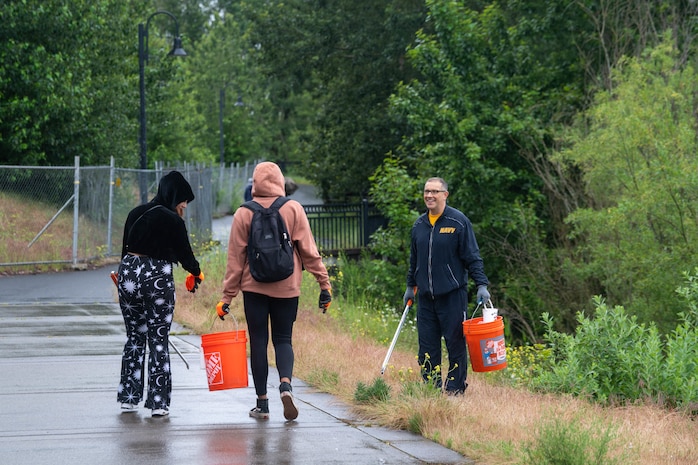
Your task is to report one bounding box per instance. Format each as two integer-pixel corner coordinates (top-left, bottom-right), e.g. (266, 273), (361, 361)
(0, 157), (258, 270)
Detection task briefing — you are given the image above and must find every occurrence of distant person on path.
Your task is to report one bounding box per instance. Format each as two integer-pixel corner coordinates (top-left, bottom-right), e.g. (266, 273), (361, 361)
(217, 161), (331, 421)
(404, 177), (490, 395)
(244, 178), (253, 202)
(284, 177), (298, 196)
(116, 171), (204, 417)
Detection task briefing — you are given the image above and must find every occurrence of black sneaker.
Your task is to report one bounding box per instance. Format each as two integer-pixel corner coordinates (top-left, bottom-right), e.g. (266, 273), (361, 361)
(445, 382), (468, 397)
(279, 382), (298, 421)
(249, 398), (269, 419)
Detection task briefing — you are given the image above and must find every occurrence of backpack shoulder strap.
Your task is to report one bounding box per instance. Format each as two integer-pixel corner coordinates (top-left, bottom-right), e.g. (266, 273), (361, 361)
(241, 200), (262, 212)
(270, 196), (289, 210)
(128, 204), (164, 238)
(242, 197), (289, 211)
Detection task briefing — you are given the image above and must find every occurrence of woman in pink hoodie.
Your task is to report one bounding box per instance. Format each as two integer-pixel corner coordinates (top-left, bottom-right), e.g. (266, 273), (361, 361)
(218, 161), (331, 420)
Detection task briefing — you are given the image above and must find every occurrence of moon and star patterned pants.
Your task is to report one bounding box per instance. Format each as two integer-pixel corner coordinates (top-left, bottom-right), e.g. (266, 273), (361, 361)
(116, 254), (176, 410)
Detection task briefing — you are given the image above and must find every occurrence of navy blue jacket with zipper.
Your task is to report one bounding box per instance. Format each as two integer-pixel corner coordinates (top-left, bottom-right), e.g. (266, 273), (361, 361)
(407, 205), (488, 298)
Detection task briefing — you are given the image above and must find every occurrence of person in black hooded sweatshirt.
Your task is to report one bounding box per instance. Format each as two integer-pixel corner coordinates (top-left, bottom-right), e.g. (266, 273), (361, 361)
(116, 171), (204, 417)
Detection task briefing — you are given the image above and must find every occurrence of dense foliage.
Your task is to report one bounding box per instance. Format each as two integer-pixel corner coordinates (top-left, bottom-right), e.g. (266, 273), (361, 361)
(3, 0), (698, 345)
(533, 283), (698, 408)
(0, 0), (142, 166)
(369, 1), (698, 339)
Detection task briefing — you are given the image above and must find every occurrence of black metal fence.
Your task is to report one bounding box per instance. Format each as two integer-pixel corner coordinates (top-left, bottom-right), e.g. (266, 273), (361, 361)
(304, 200), (387, 256)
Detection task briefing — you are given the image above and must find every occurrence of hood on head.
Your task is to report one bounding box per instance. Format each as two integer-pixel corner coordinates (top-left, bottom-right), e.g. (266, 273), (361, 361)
(251, 162), (285, 198)
(153, 171), (195, 211)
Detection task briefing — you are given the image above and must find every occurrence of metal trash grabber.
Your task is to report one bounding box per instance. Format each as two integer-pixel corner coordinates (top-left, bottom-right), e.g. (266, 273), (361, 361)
(111, 271), (190, 369)
(168, 338), (190, 370)
(380, 297), (413, 375)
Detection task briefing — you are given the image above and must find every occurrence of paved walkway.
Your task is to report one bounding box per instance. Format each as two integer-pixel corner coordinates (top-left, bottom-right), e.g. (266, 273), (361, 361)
(0, 266), (471, 465)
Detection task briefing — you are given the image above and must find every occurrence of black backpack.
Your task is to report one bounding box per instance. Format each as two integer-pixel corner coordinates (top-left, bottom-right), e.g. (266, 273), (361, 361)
(241, 197), (295, 282)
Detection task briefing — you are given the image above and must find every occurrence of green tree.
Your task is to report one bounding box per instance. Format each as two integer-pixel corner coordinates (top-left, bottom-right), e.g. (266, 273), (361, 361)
(0, 0), (141, 166)
(135, 4), (215, 167)
(384, 0), (591, 337)
(557, 38), (698, 331)
(246, 0), (426, 199)
(180, 6), (277, 165)
(374, 0), (698, 339)
(0, 0), (216, 168)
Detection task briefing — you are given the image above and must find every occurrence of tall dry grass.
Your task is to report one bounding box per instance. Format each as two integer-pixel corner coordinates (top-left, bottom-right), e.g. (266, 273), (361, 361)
(174, 272), (697, 465)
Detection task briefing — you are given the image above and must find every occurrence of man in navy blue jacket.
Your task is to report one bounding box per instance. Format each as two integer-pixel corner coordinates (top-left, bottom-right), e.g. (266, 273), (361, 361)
(404, 177), (490, 395)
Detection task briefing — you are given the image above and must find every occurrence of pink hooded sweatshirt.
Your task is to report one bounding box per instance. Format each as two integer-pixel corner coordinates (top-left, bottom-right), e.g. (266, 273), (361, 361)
(221, 162), (331, 302)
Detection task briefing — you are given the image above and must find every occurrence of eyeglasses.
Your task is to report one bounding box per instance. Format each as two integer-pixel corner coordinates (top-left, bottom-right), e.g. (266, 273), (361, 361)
(423, 189), (446, 195)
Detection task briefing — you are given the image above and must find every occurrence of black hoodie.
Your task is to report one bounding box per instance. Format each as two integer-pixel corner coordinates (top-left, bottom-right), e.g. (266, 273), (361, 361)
(120, 171), (200, 276)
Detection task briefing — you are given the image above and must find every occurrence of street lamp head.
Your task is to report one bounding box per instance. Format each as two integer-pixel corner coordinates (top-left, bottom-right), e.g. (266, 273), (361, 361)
(138, 10), (187, 202)
(169, 36), (187, 57)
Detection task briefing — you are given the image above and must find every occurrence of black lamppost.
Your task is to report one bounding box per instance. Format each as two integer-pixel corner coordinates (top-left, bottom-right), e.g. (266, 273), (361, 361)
(138, 10), (187, 203)
(219, 86), (244, 165)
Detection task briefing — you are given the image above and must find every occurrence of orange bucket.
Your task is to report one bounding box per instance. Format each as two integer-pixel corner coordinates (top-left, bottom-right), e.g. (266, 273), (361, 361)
(462, 316), (507, 372)
(201, 330), (248, 390)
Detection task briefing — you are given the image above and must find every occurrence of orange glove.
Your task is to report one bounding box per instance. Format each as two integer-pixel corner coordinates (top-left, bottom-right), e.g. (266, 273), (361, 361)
(185, 272), (204, 293)
(216, 301), (230, 320)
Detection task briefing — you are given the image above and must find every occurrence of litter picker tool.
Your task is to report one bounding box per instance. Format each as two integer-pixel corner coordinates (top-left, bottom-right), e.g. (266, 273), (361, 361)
(110, 271), (190, 370)
(380, 295), (414, 375)
(168, 338), (190, 370)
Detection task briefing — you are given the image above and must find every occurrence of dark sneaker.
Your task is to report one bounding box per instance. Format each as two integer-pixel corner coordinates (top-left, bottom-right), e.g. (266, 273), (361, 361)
(280, 382), (298, 421)
(445, 382), (468, 397)
(249, 399), (269, 419)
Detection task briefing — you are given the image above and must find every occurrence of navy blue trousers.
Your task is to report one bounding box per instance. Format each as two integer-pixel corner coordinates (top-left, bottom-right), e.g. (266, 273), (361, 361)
(116, 255), (175, 410)
(416, 287), (468, 393)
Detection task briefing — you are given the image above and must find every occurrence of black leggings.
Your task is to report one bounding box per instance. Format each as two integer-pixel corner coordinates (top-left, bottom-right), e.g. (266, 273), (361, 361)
(243, 292), (299, 396)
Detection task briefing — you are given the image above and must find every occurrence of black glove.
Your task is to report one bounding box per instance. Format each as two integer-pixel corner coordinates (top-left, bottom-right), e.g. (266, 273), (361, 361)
(319, 289), (332, 313)
(403, 286), (415, 307)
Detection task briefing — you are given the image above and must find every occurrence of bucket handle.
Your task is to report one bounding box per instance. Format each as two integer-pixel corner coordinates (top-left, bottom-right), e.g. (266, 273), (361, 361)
(208, 310), (241, 341)
(465, 299), (494, 321)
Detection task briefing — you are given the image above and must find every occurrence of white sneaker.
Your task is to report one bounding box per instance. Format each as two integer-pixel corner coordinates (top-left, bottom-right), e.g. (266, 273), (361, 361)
(121, 403), (138, 412)
(151, 408), (169, 417)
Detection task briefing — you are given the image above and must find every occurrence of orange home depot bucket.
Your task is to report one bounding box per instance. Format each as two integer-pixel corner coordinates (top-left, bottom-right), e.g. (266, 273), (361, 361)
(201, 330), (248, 391)
(462, 316), (507, 372)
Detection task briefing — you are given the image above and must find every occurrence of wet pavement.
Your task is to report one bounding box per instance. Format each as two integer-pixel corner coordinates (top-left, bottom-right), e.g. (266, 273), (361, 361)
(0, 266), (471, 464)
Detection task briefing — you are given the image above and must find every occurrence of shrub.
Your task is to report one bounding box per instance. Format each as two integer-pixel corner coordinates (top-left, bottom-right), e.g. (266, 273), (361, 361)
(494, 343), (554, 388)
(354, 377), (391, 404)
(535, 293), (698, 408)
(662, 321), (698, 408)
(332, 252), (404, 311)
(521, 414), (622, 465)
(329, 253), (418, 349)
